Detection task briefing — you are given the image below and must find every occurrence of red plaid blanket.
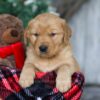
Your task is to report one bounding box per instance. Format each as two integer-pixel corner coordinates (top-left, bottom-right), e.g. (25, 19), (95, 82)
(0, 65), (84, 100)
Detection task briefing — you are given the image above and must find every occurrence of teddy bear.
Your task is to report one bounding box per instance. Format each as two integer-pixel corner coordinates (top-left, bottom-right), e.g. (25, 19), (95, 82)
(0, 14), (24, 68)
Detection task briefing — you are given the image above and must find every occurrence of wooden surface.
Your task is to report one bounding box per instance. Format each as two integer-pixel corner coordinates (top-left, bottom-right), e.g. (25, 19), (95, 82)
(69, 0), (100, 84)
(52, 0), (88, 19)
(81, 86), (100, 100)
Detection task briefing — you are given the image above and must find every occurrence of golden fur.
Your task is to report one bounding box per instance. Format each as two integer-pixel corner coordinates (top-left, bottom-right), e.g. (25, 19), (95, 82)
(19, 13), (80, 92)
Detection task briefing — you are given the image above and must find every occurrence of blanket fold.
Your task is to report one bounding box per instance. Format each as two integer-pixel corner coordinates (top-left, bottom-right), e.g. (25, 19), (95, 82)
(0, 65), (84, 100)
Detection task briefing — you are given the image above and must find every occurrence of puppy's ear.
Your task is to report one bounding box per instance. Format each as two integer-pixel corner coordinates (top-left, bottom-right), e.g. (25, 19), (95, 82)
(24, 19), (35, 46)
(24, 27), (30, 46)
(61, 19), (72, 44)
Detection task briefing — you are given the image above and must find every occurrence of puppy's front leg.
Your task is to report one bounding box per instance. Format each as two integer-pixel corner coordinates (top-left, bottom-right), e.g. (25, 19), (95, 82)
(19, 63), (35, 88)
(56, 65), (74, 93)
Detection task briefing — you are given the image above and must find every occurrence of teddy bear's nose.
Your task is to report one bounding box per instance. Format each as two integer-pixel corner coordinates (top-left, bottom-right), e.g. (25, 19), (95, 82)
(11, 30), (19, 37)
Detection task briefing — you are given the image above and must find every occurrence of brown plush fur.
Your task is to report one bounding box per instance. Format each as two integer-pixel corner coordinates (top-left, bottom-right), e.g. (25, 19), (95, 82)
(0, 14), (24, 68)
(0, 14), (23, 46)
(19, 13), (80, 92)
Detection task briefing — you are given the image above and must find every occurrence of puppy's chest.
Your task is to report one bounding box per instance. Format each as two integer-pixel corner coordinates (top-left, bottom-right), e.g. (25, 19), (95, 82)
(32, 58), (63, 72)
(30, 55), (67, 72)
(27, 47), (71, 72)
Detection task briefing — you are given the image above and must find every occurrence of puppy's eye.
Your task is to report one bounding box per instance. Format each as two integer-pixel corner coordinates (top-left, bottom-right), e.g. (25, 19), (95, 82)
(33, 33), (39, 37)
(50, 33), (56, 37)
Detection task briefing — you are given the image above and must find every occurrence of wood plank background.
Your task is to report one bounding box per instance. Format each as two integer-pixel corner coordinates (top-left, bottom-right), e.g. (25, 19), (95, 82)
(69, 0), (100, 84)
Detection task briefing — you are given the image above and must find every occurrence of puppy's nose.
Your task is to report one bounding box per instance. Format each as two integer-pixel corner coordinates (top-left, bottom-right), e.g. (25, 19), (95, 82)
(11, 30), (19, 37)
(39, 45), (48, 53)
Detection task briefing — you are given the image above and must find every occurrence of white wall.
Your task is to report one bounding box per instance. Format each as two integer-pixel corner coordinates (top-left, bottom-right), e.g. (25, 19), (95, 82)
(69, 0), (100, 84)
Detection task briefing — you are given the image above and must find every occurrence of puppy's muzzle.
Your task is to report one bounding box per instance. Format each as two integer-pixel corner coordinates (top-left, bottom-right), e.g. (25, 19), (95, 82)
(39, 45), (48, 53)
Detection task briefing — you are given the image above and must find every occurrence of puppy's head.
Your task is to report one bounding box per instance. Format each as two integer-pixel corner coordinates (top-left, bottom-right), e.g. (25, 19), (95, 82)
(25, 13), (71, 58)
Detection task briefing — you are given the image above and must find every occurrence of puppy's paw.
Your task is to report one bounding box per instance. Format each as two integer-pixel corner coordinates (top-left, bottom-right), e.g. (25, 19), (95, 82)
(56, 77), (71, 93)
(19, 75), (34, 88)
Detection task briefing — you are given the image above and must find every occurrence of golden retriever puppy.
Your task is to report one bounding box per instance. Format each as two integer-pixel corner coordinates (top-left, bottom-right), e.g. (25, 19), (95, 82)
(19, 13), (80, 92)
